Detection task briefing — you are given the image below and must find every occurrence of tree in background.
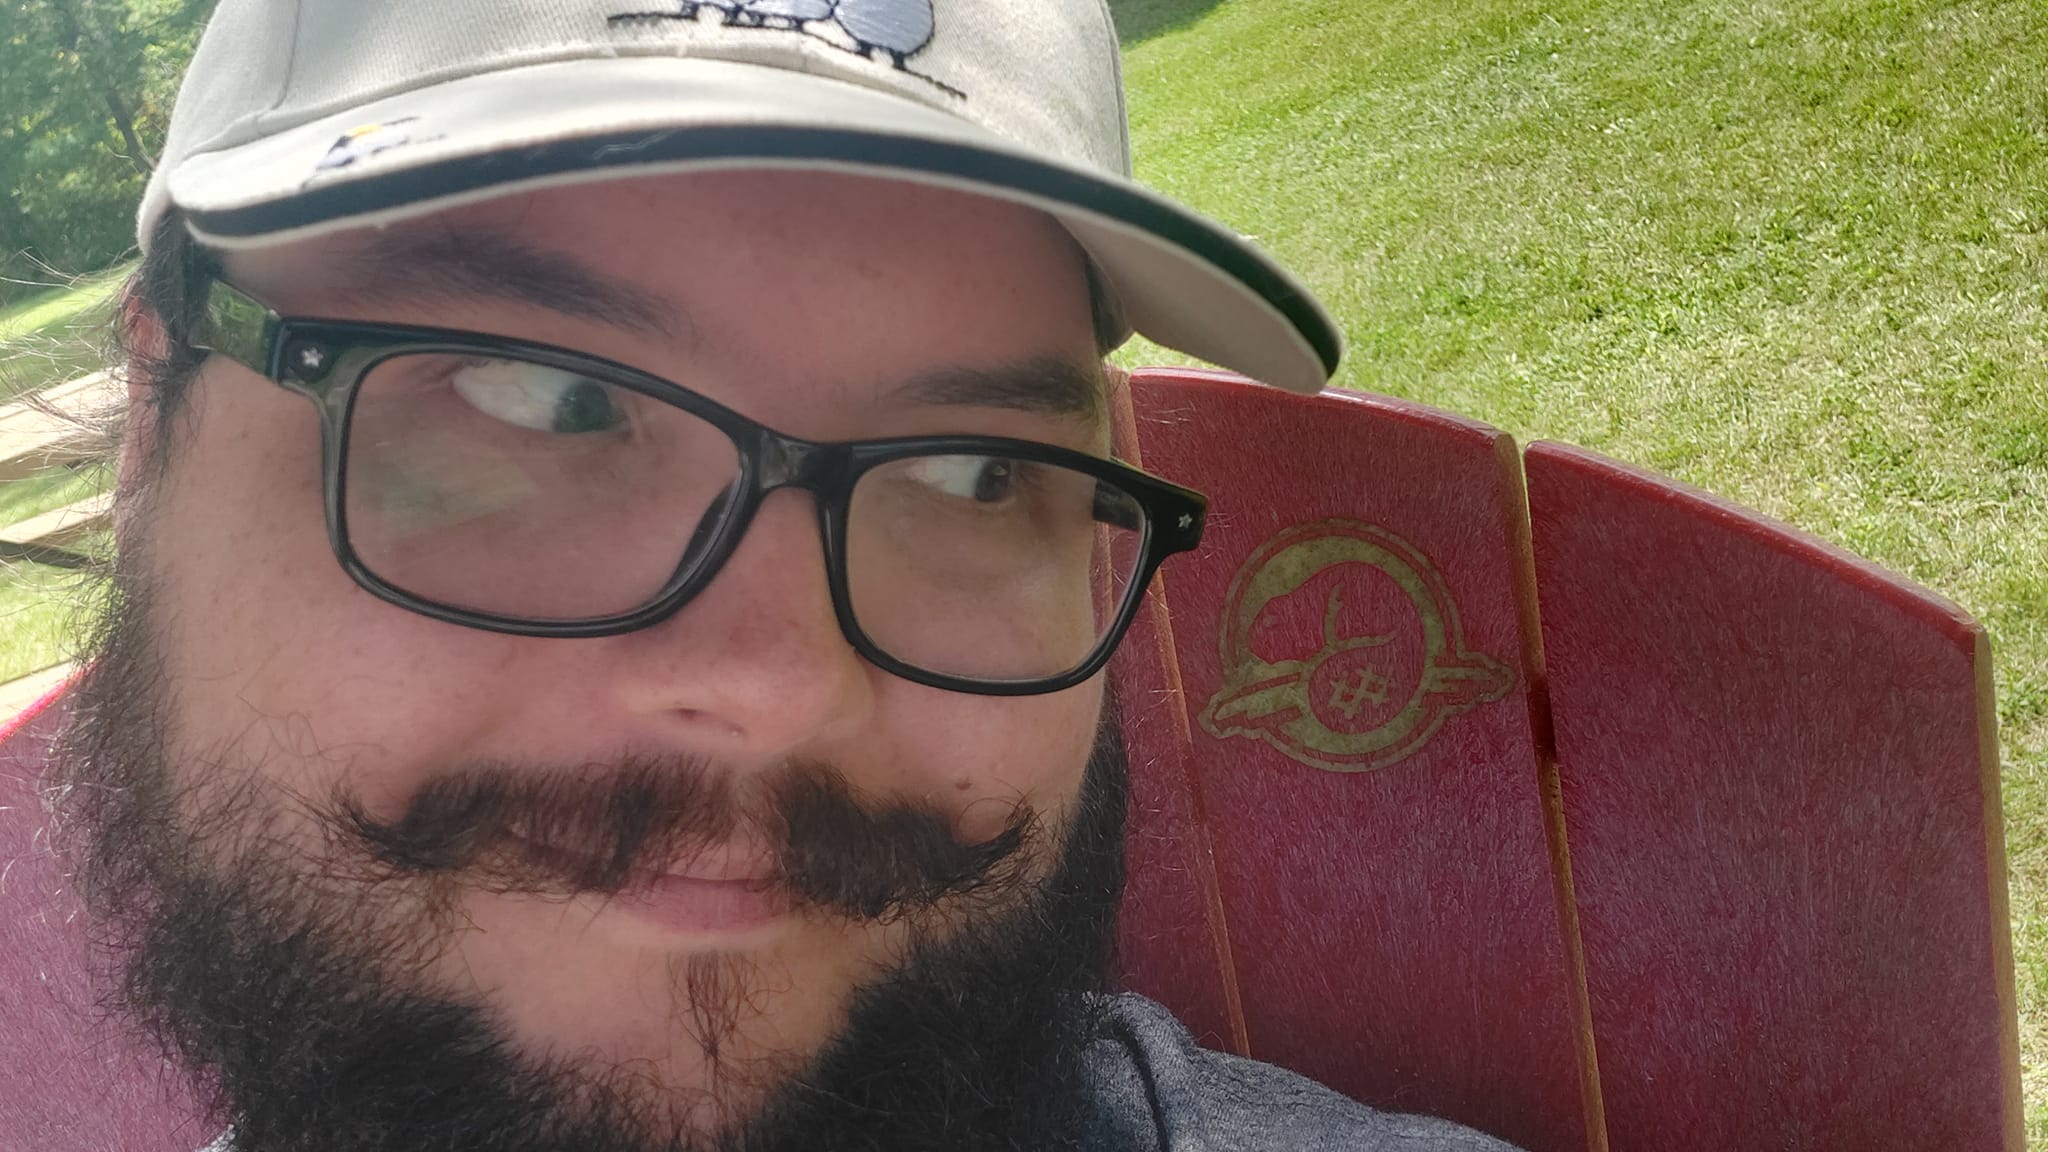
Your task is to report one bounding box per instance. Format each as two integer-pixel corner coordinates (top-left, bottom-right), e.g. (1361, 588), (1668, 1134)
(0, 0), (209, 302)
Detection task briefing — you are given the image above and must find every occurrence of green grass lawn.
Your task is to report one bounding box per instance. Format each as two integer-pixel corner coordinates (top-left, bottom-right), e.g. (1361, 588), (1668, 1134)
(1113, 0), (2048, 1135)
(0, 271), (125, 677)
(0, 560), (79, 683)
(0, 265), (127, 404)
(0, 464), (101, 527)
(0, 466), (99, 674)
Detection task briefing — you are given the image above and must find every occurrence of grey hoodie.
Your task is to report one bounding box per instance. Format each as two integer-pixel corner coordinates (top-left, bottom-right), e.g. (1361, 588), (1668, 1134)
(1076, 993), (1523, 1151)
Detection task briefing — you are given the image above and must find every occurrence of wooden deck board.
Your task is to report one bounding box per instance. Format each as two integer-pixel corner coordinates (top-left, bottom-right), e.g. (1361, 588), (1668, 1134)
(0, 493), (110, 567)
(0, 372), (117, 482)
(0, 664), (72, 728)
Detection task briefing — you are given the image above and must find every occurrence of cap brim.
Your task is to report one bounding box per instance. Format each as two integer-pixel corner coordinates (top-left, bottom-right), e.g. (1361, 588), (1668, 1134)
(164, 56), (1339, 393)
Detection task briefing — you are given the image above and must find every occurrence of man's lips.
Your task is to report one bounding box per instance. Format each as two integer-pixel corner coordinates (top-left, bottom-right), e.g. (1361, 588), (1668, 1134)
(618, 872), (791, 934)
(627, 845), (789, 933)
(497, 833), (791, 933)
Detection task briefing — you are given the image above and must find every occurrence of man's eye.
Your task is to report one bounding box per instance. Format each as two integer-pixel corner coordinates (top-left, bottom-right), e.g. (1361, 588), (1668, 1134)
(449, 358), (625, 434)
(904, 455), (1019, 503)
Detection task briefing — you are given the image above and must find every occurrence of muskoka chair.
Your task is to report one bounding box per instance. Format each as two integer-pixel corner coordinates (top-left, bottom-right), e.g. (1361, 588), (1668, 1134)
(0, 367), (2023, 1151)
(1109, 368), (2021, 1152)
(0, 692), (209, 1152)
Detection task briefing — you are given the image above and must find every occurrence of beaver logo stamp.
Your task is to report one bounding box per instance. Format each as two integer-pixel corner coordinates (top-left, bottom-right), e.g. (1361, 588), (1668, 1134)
(1197, 519), (1514, 773)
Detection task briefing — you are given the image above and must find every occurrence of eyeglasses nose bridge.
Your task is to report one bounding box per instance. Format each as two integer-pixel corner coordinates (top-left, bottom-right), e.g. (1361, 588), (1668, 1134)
(725, 429), (852, 574)
(695, 427), (857, 655)
(750, 427), (843, 497)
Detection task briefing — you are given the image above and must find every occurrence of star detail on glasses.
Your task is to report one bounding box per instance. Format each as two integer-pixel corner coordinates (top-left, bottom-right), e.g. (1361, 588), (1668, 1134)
(1179, 514), (1195, 530)
(296, 346), (329, 373)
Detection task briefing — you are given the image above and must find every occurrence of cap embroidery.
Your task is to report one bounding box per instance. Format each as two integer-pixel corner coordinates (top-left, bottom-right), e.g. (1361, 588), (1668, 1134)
(314, 119), (421, 172)
(609, 0), (961, 97)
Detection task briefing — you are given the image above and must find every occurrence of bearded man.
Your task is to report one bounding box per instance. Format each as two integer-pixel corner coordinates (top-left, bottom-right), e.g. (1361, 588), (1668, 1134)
(20, 0), (1520, 1148)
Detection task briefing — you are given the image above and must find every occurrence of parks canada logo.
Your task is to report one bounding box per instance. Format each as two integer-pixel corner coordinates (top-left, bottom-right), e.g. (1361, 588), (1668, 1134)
(1197, 520), (1515, 774)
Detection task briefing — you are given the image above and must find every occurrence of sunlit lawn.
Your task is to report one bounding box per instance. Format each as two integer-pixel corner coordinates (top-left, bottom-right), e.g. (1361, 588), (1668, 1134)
(0, 561), (78, 683)
(0, 264), (127, 404)
(1114, 0), (2048, 1135)
(0, 469), (97, 678)
(0, 271), (123, 679)
(0, 465), (101, 527)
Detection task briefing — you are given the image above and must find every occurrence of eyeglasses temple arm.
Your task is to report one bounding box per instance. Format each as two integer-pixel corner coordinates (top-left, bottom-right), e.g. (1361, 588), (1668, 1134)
(194, 279), (283, 378)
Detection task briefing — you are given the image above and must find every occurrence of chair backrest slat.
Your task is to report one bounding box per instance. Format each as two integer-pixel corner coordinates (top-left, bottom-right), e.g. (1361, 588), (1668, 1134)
(1114, 369), (1596, 1152)
(1524, 441), (2022, 1151)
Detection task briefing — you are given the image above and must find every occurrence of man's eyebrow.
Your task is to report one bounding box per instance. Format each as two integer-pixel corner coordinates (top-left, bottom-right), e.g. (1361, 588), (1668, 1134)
(891, 358), (1106, 421)
(336, 224), (680, 341)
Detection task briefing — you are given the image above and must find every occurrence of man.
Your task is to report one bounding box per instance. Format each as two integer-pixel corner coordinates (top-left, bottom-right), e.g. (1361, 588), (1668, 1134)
(36, 0), (1520, 1148)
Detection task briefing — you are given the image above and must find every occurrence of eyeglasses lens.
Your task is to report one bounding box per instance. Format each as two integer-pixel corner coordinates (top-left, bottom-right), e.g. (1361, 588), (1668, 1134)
(342, 352), (740, 621)
(846, 454), (1148, 681)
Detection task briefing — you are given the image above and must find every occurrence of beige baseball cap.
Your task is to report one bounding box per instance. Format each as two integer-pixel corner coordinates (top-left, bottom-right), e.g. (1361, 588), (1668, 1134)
(140, 0), (1340, 392)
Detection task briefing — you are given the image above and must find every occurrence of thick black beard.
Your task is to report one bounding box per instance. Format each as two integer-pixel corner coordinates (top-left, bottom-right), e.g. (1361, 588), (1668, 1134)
(50, 563), (1129, 1152)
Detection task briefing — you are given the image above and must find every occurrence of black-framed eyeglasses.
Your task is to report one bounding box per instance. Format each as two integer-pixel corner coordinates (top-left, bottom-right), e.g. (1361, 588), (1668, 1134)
(194, 281), (1207, 696)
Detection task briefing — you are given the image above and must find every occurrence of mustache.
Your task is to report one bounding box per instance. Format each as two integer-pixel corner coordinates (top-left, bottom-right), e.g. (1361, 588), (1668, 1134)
(337, 757), (1039, 923)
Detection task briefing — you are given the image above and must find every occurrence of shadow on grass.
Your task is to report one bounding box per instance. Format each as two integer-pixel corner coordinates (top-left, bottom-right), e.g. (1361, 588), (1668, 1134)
(1107, 0), (1226, 46)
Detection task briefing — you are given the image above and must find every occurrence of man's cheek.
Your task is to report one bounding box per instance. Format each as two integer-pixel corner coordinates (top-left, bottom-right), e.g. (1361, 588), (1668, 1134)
(150, 555), (531, 821)
(924, 695), (1098, 842)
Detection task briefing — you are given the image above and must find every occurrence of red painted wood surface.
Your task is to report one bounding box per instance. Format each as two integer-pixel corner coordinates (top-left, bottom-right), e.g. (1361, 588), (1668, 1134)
(1525, 441), (2022, 1151)
(1113, 369), (1595, 1152)
(0, 690), (209, 1151)
(1107, 582), (1246, 1055)
(1108, 380), (1246, 1057)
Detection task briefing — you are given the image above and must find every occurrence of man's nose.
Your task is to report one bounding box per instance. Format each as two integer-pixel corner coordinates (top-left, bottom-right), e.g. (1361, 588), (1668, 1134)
(605, 489), (877, 758)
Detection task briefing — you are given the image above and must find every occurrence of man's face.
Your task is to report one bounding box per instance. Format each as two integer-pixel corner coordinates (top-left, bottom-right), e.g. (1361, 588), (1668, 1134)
(72, 171), (1127, 1148)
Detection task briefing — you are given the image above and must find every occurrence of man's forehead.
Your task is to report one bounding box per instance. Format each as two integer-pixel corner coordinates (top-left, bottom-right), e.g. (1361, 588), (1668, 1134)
(328, 222), (683, 342)
(232, 171), (1109, 420)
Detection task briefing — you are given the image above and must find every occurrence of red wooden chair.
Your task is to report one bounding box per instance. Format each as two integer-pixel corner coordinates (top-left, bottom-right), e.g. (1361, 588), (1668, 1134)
(0, 690), (208, 1151)
(0, 367), (2024, 1150)
(1111, 367), (2021, 1151)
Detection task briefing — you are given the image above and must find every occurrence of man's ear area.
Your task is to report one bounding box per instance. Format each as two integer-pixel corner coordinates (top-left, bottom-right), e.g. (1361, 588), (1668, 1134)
(114, 278), (190, 505)
(121, 285), (170, 387)
(118, 285), (167, 466)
